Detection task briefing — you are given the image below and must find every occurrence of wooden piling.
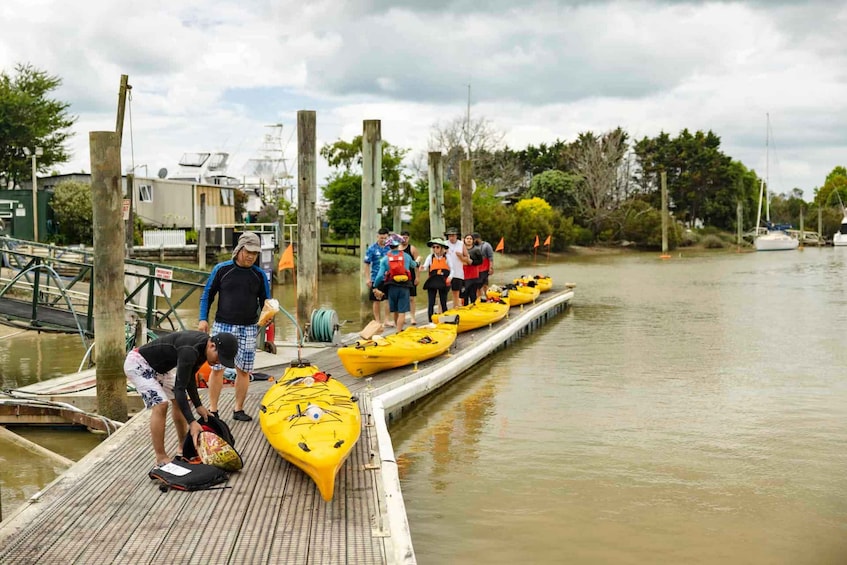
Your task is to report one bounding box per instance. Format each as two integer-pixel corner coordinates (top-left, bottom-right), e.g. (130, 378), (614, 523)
(428, 152), (445, 239)
(459, 160), (473, 236)
(297, 111), (319, 325)
(661, 171), (669, 254)
(89, 131), (128, 422)
(360, 120), (382, 298)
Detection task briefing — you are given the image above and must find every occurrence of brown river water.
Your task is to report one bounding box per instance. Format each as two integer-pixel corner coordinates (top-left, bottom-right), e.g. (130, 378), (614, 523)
(2, 249), (847, 564)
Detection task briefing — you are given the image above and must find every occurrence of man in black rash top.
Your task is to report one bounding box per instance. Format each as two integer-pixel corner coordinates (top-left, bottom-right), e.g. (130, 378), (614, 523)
(198, 231), (270, 422)
(124, 330), (238, 467)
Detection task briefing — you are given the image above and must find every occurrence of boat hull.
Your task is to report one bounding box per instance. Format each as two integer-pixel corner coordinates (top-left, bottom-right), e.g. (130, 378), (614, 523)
(432, 297), (510, 332)
(755, 232), (799, 251)
(834, 221), (847, 246)
(259, 363), (361, 501)
(337, 323), (458, 377)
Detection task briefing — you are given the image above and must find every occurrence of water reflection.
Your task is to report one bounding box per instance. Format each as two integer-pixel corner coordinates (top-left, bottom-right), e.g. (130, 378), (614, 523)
(397, 366), (501, 493)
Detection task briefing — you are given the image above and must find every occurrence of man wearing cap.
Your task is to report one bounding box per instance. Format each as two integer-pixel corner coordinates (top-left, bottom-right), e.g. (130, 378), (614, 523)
(124, 330), (238, 467)
(199, 231), (270, 422)
(444, 227), (470, 308)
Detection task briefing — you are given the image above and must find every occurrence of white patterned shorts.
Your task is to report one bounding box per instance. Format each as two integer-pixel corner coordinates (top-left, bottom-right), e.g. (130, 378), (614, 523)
(211, 322), (257, 372)
(124, 349), (176, 409)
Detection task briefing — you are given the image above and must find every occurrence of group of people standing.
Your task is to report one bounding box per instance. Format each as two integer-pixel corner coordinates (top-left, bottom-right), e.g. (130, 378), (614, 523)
(364, 227), (495, 328)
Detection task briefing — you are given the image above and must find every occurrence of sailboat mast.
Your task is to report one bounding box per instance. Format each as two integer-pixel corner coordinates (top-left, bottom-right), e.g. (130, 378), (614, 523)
(765, 113), (770, 223)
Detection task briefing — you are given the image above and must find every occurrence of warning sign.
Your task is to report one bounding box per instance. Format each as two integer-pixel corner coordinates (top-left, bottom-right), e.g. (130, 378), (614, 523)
(153, 267), (173, 298)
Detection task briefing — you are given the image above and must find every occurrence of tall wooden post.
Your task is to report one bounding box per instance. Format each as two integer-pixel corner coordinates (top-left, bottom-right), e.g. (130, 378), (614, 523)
(428, 152), (445, 238)
(297, 111), (319, 325)
(115, 75), (129, 143)
(661, 171), (669, 254)
(90, 131), (128, 422)
(799, 207), (805, 248)
(360, 120), (382, 297)
(199, 193), (207, 269)
(736, 201), (743, 246)
(818, 207), (823, 246)
(459, 160), (473, 236)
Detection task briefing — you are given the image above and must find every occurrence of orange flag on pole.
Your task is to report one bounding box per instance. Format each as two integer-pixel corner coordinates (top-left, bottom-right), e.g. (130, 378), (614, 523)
(533, 235), (540, 248)
(494, 237), (504, 252)
(277, 243), (295, 270)
(543, 235), (551, 246)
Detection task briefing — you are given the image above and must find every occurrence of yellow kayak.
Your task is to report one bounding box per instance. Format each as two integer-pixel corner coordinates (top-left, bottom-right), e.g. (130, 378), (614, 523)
(431, 296), (510, 332)
(489, 283), (540, 306)
(259, 360), (361, 502)
(337, 321), (459, 377)
(514, 275), (553, 293)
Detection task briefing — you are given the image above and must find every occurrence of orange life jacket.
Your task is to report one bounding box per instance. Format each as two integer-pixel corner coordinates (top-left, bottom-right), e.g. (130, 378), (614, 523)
(429, 254), (449, 276)
(386, 249), (410, 282)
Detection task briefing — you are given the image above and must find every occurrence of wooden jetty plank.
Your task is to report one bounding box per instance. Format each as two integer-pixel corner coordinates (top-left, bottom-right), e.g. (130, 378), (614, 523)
(0, 288), (574, 565)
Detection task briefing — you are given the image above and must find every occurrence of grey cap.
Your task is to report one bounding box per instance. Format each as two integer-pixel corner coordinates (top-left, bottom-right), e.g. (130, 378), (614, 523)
(238, 232), (261, 252)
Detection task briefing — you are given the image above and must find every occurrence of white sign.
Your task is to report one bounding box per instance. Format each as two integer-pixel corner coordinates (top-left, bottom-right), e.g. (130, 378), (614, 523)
(153, 267), (173, 298)
(122, 199), (130, 221)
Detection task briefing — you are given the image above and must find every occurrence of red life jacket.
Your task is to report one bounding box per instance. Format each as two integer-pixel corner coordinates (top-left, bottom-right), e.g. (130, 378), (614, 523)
(429, 254), (449, 276)
(386, 249), (410, 282)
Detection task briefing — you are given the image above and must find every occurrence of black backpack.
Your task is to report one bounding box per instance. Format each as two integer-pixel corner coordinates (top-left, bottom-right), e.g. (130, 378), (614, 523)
(148, 459), (228, 492)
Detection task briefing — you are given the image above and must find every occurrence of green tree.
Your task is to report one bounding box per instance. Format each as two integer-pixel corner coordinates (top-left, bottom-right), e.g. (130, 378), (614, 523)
(323, 171), (362, 237)
(813, 166), (847, 209)
(51, 180), (93, 244)
(0, 64), (76, 188)
(633, 129), (736, 229)
(526, 169), (580, 216)
(320, 136), (413, 234)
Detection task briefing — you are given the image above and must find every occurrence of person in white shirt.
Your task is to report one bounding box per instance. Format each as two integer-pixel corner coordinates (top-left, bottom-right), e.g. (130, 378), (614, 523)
(443, 227), (470, 308)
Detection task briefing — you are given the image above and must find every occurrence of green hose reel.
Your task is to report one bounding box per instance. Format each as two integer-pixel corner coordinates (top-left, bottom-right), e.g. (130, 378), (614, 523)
(309, 308), (341, 344)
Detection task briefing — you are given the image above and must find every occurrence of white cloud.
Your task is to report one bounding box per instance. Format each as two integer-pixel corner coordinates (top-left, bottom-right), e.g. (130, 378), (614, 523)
(1, 0), (845, 198)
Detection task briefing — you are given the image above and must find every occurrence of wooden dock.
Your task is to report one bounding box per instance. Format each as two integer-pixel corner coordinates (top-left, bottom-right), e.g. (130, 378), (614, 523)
(0, 288), (574, 564)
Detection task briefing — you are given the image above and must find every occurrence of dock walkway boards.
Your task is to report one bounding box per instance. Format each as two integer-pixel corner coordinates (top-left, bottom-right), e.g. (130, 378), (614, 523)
(0, 289), (573, 564)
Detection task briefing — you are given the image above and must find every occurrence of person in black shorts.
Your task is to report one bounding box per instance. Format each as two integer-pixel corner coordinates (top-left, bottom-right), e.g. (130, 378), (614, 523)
(124, 330), (238, 467)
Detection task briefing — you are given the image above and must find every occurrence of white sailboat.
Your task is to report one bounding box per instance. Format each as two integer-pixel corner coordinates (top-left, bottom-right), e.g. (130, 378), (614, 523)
(754, 115), (798, 252)
(831, 192), (847, 247)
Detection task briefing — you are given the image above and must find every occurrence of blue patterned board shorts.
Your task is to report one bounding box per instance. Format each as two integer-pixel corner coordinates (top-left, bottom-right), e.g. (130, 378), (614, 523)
(211, 322), (257, 372)
(124, 349), (175, 409)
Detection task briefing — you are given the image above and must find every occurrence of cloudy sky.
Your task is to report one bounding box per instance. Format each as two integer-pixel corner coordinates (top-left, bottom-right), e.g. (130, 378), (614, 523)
(2, 0), (845, 199)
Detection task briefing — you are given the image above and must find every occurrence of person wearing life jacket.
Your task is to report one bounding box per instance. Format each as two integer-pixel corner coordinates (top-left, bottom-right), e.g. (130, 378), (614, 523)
(374, 234), (418, 331)
(400, 230), (421, 326)
(462, 233), (483, 305)
(420, 237), (452, 323)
